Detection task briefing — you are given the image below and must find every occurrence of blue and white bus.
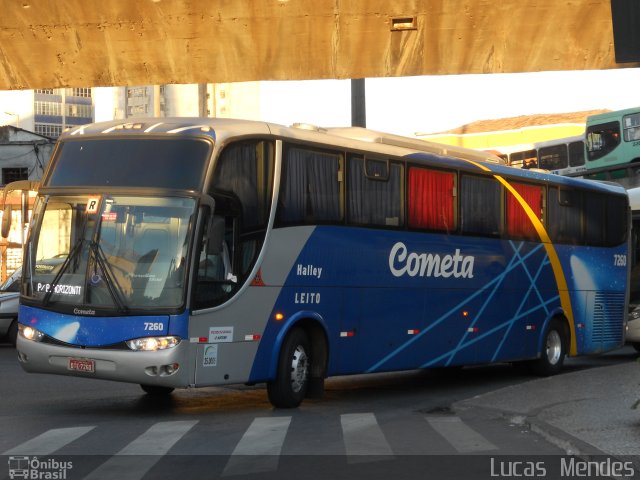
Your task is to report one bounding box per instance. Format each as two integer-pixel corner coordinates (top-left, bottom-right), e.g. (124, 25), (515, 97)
(14, 118), (629, 408)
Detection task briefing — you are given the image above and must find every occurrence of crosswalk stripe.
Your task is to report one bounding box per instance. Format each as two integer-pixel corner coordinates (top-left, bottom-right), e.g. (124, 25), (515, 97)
(3, 426), (95, 455)
(341, 413), (394, 462)
(222, 416), (291, 476)
(84, 420), (198, 480)
(425, 416), (498, 453)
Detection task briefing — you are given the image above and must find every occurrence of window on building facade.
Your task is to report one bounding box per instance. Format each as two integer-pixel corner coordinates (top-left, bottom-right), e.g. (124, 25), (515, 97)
(35, 101), (62, 116)
(2, 168), (28, 185)
(35, 124), (63, 138)
(66, 88), (91, 98)
(65, 104), (92, 118)
(127, 87), (148, 98)
(127, 104), (149, 116)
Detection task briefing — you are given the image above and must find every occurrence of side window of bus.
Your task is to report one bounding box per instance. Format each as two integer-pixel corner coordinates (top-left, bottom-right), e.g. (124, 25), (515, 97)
(212, 141), (274, 231)
(277, 145), (343, 224)
(568, 141), (585, 167)
(547, 187), (583, 245)
(586, 121), (621, 161)
(604, 195), (628, 247)
(584, 193), (607, 246)
(460, 175), (501, 237)
(193, 140), (274, 309)
(347, 156), (403, 227)
(623, 113), (640, 142)
(505, 182), (543, 241)
(407, 166), (456, 232)
(538, 145), (567, 171)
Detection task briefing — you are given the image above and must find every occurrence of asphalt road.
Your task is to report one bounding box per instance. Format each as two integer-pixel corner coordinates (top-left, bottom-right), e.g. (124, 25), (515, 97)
(0, 342), (638, 480)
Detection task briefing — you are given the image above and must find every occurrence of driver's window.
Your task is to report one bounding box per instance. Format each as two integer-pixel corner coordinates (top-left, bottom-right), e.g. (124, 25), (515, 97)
(193, 214), (235, 309)
(192, 139), (274, 310)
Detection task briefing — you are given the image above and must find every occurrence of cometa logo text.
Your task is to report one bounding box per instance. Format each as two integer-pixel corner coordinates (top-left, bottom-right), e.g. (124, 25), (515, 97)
(388, 242), (475, 279)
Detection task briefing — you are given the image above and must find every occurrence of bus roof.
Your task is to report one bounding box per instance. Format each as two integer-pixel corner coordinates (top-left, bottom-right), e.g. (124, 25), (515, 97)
(534, 134), (584, 149)
(62, 117), (506, 166)
(59, 117), (629, 196)
(586, 107), (639, 124)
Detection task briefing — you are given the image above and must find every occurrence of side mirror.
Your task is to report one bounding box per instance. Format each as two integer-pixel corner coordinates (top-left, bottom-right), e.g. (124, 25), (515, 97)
(206, 216), (225, 255)
(1, 205), (11, 239)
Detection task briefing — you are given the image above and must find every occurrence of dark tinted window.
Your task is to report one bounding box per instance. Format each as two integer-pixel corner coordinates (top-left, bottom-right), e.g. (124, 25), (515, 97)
(277, 145), (343, 224)
(538, 145), (567, 170)
(547, 187), (583, 244)
(568, 141), (585, 167)
(460, 175), (501, 236)
(605, 194), (628, 246)
(586, 121), (621, 162)
(212, 141), (274, 231)
(46, 138), (210, 189)
(348, 157), (403, 227)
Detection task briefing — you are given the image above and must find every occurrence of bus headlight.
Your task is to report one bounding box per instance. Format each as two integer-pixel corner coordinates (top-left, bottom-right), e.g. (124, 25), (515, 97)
(126, 336), (180, 351)
(19, 324), (45, 342)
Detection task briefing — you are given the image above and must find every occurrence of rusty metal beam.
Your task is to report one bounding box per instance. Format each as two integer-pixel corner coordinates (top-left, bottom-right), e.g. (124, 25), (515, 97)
(0, 0), (637, 91)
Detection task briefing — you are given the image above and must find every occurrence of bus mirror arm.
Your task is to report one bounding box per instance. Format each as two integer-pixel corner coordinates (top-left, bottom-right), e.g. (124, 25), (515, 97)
(1, 180), (39, 239)
(1, 204), (11, 239)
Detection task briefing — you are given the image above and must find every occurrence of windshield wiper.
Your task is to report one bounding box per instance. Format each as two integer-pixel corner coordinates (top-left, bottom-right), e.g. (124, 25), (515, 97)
(90, 241), (129, 314)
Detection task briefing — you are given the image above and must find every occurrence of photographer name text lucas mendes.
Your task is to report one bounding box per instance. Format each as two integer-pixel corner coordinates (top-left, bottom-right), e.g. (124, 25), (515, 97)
(490, 457), (636, 478)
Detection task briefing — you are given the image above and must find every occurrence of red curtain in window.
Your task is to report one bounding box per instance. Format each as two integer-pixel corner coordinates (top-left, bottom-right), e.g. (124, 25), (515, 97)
(506, 183), (542, 239)
(408, 167), (455, 231)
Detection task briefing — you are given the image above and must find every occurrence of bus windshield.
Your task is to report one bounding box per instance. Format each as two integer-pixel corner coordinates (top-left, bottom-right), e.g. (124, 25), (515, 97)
(26, 195), (195, 312)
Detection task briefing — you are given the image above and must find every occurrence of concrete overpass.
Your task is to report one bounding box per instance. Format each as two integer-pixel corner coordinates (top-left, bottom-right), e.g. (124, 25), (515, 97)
(0, 0), (637, 91)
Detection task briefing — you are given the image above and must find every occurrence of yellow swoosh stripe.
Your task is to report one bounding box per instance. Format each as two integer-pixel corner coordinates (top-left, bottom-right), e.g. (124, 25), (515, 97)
(461, 159), (577, 355)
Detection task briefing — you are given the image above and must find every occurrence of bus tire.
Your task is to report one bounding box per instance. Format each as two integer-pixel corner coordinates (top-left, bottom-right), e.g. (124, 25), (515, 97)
(267, 328), (310, 408)
(140, 384), (175, 396)
(531, 319), (567, 376)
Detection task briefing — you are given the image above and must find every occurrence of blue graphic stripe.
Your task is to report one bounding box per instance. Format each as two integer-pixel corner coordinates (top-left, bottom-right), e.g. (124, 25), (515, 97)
(444, 242), (525, 366)
(491, 242), (551, 362)
(365, 243), (546, 373)
(421, 294), (560, 368)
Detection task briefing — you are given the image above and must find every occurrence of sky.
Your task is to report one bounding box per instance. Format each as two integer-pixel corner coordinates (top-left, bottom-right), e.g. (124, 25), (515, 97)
(258, 68), (640, 137)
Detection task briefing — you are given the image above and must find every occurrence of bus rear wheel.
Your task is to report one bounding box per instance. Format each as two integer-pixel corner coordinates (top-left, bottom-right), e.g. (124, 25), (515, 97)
(267, 328), (310, 408)
(140, 385), (175, 396)
(531, 319), (567, 376)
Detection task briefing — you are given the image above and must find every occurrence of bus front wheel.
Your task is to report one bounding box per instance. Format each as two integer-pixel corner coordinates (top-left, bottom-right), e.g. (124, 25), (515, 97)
(531, 319), (567, 376)
(267, 328), (310, 408)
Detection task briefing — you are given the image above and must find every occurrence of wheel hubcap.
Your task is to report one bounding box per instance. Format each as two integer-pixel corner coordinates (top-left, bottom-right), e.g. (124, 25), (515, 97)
(290, 345), (308, 393)
(546, 330), (562, 365)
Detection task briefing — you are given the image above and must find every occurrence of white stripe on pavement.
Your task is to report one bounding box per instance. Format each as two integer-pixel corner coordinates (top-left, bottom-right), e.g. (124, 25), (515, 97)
(426, 416), (498, 453)
(3, 426), (95, 455)
(223, 416), (292, 476)
(341, 413), (394, 463)
(84, 420), (198, 480)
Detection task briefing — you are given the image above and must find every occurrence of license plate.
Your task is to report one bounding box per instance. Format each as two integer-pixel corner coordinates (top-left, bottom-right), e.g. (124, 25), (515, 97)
(68, 358), (95, 373)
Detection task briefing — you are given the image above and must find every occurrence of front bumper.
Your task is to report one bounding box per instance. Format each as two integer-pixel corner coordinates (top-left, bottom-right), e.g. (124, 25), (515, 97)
(16, 335), (192, 388)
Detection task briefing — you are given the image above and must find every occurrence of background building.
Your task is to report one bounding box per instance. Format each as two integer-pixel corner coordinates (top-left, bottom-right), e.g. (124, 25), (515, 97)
(93, 83), (262, 121)
(0, 87), (94, 140)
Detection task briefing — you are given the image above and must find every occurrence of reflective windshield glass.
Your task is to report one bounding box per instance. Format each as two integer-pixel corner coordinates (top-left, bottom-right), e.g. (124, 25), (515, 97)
(27, 195), (195, 311)
(46, 138), (210, 189)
